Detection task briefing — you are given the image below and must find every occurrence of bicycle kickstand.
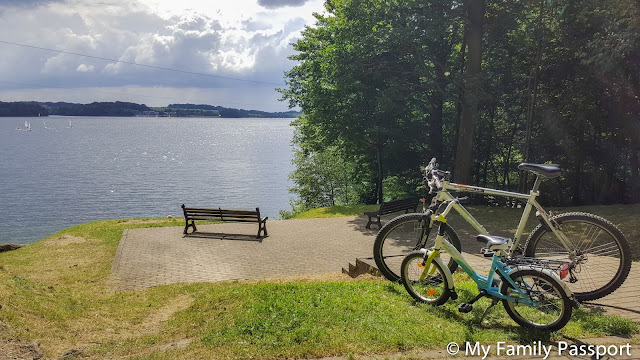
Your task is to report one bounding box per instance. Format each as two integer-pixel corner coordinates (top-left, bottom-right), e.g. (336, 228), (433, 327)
(479, 298), (500, 323)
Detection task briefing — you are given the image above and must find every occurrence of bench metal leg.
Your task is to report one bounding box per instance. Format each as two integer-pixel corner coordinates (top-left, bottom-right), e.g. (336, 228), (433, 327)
(365, 215), (382, 230)
(184, 220), (197, 234)
(257, 220), (267, 238)
(365, 216), (373, 229)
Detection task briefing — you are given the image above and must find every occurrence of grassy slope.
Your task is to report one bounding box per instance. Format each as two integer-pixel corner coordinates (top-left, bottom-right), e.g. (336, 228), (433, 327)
(0, 207), (638, 359)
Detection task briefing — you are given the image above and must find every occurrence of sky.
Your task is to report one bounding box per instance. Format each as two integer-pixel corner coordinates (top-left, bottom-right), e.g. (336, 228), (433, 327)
(0, 0), (326, 111)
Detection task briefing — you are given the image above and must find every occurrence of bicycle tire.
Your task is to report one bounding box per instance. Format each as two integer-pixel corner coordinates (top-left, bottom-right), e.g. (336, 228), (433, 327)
(524, 212), (631, 302)
(373, 213), (461, 283)
(501, 268), (573, 331)
(401, 251), (451, 305)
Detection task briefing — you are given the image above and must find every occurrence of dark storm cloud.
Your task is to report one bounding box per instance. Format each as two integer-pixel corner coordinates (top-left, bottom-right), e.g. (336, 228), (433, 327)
(257, 0), (311, 9)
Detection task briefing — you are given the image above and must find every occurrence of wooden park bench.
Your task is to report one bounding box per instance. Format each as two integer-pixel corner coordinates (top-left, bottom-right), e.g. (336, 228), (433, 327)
(364, 196), (421, 229)
(181, 204), (268, 238)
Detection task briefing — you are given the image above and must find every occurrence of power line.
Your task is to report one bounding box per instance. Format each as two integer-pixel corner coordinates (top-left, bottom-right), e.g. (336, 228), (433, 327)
(0, 39), (285, 86)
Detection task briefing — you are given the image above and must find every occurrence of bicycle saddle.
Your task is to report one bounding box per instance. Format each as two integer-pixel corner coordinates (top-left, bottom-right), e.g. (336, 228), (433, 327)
(517, 163), (561, 178)
(476, 235), (511, 247)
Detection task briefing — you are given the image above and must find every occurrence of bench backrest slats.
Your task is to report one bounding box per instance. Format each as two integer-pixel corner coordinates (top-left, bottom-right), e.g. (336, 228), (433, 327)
(182, 204), (264, 222)
(183, 208), (258, 216)
(184, 211), (259, 217)
(379, 197), (420, 214)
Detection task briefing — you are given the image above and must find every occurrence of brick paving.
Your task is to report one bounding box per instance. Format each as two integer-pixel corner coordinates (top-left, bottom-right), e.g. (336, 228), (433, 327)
(111, 216), (378, 290)
(111, 215), (640, 322)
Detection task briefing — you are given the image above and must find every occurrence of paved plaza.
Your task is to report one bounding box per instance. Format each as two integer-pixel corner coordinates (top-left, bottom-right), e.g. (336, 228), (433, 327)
(111, 216), (640, 322)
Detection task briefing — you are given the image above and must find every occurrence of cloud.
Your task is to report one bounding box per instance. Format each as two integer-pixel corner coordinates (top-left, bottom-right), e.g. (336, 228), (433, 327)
(257, 0), (312, 10)
(76, 64), (95, 72)
(0, 0), (62, 7)
(0, 0), (321, 110)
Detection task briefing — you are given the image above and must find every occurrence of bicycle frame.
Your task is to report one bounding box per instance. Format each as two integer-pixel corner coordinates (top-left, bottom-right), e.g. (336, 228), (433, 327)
(421, 217), (535, 305)
(431, 176), (572, 253)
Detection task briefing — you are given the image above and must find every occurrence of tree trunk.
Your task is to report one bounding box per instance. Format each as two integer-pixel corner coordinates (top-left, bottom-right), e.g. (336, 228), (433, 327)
(430, 26), (456, 161)
(430, 96), (444, 161)
(453, 29), (467, 162)
(454, 0), (485, 184)
(375, 144), (384, 204)
(482, 106), (497, 187)
(630, 142), (640, 203)
(520, 0), (545, 193)
(571, 118), (585, 205)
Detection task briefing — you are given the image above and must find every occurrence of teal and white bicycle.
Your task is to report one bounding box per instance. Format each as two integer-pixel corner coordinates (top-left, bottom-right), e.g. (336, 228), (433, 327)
(400, 198), (576, 331)
(375, 158), (631, 302)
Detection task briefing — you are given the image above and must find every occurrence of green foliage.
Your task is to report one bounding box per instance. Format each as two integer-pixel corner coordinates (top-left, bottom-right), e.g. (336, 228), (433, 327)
(166, 104), (301, 118)
(46, 101), (151, 116)
(0, 101), (49, 116)
(288, 143), (360, 209)
(280, 0), (462, 204)
(281, 0), (640, 207)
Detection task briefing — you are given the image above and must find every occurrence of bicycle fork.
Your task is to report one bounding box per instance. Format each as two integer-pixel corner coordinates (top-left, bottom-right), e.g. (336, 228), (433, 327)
(418, 248), (458, 301)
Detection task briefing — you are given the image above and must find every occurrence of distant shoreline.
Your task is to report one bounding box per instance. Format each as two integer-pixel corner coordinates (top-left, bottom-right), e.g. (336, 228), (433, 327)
(0, 101), (302, 118)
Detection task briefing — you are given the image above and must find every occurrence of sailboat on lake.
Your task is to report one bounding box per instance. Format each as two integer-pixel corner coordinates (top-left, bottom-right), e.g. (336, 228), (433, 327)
(24, 120), (32, 131)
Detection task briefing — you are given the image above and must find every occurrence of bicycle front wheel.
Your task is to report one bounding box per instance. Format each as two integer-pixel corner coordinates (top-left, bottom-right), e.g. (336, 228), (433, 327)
(373, 213), (461, 282)
(401, 251), (451, 305)
(501, 269), (573, 331)
(524, 212), (631, 301)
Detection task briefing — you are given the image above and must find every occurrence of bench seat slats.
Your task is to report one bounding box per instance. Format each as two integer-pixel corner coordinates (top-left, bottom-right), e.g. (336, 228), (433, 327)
(186, 217), (263, 223)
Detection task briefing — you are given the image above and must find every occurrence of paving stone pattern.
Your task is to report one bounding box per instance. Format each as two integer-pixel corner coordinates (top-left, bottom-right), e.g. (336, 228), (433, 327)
(111, 216), (640, 322)
(111, 217), (377, 290)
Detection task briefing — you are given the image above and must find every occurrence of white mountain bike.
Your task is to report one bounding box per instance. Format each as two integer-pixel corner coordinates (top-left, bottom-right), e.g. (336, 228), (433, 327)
(374, 158), (631, 302)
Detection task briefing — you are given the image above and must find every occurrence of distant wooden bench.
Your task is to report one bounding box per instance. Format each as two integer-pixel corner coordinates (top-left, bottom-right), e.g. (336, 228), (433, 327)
(181, 204), (268, 238)
(364, 197), (421, 229)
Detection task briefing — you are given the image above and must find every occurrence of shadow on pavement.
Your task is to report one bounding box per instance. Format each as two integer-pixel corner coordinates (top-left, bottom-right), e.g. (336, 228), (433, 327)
(183, 232), (264, 242)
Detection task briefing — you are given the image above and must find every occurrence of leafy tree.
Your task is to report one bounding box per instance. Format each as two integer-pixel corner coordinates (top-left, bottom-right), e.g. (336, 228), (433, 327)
(281, 0), (462, 204)
(281, 0), (640, 207)
(288, 143), (360, 209)
(454, 0), (486, 184)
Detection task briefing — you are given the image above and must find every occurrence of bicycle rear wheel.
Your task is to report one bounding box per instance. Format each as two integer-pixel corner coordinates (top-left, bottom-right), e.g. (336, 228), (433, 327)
(373, 213), (461, 282)
(401, 251), (451, 305)
(501, 269), (573, 331)
(524, 212), (631, 301)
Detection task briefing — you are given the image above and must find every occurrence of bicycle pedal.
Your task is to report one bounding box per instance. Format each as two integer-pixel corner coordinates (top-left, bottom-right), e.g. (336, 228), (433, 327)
(458, 303), (473, 313)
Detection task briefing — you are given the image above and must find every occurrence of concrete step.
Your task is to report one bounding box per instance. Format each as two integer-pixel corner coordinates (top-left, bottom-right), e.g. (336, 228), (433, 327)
(342, 257), (382, 278)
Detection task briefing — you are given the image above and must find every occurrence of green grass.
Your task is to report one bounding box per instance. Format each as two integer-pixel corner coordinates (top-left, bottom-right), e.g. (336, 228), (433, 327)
(292, 204), (379, 218)
(0, 208), (638, 359)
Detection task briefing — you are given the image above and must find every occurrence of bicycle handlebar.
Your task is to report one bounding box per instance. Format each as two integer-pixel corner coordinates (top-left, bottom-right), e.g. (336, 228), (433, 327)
(423, 157), (450, 194)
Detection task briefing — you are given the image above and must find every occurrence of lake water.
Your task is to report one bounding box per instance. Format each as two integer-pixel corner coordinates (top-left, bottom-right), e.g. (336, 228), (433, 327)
(0, 116), (296, 244)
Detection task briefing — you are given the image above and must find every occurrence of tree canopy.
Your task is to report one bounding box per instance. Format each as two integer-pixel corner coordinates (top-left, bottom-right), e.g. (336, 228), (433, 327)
(280, 0), (640, 208)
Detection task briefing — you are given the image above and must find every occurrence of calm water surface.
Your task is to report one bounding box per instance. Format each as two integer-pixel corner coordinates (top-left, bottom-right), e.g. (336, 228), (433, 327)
(0, 116), (295, 244)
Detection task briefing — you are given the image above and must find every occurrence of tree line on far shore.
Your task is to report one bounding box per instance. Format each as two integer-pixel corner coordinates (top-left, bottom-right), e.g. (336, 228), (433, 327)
(279, 0), (640, 213)
(0, 101), (301, 118)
